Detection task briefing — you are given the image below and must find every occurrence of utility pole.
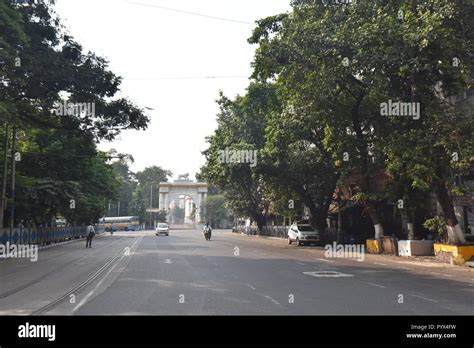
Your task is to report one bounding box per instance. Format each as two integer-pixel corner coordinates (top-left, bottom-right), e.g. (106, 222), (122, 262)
(9, 127), (17, 242)
(117, 201), (120, 217)
(150, 183), (153, 229)
(0, 124), (9, 230)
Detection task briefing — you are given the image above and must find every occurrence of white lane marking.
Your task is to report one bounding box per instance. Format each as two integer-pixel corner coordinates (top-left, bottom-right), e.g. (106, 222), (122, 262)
(246, 283), (256, 290)
(441, 274), (453, 278)
(373, 262), (387, 266)
(366, 282), (386, 289)
(410, 294), (440, 303)
(231, 274), (238, 279)
(397, 266), (413, 270)
(304, 271), (354, 278)
(73, 239), (139, 313)
(297, 262), (306, 266)
(264, 295), (280, 305)
(316, 258), (336, 263)
(164, 259), (173, 264)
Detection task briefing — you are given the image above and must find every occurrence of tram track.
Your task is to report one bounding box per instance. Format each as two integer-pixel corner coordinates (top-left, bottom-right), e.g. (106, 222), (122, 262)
(0, 237), (125, 300)
(30, 235), (143, 315)
(30, 246), (126, 315)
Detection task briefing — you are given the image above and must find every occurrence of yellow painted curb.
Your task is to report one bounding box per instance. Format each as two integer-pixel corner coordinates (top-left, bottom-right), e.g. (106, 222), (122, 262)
(434, 244), (474, 262)
(366, 239), (382, 254)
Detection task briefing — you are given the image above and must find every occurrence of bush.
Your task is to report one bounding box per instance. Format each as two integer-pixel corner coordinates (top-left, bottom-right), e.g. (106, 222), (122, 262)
(423, 216), (447, 242)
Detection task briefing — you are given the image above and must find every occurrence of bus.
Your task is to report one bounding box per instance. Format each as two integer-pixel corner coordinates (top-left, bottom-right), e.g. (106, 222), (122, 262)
(98, 216), (140, 232)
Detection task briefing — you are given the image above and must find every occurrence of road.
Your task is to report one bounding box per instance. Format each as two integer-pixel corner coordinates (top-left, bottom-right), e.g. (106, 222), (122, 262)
(0, 229), (472, 315)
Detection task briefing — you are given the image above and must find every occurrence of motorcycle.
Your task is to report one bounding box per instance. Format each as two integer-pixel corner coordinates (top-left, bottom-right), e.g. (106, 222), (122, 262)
(203, 226), (212, 241)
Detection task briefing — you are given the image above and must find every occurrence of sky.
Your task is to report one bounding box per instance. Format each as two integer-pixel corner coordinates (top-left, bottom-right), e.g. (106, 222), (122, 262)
(54, 0), (291, 180)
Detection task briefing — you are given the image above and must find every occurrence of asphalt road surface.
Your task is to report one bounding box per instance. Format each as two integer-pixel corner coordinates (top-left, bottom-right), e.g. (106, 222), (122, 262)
(0, 229), (472, 315)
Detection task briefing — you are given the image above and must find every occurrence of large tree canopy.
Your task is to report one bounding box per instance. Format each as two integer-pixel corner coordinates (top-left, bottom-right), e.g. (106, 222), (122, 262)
(246, 0), (474, 243)
(0, 1), (151, 226)
(202, 0), (473, 245)
(201, 83), (278, 230)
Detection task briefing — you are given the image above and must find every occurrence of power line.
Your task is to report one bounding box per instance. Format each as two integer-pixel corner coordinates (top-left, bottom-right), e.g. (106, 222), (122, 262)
(125, 0), (255, 25)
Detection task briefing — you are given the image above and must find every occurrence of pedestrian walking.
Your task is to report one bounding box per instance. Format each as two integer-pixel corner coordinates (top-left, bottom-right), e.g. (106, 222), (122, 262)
(86, 223), (95, 248)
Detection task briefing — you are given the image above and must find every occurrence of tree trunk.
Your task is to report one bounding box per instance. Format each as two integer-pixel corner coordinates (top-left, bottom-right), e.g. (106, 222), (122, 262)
(252, 213), (266, 234)
(307, 205), (328, 233)
(299, 189), (332, 234)
(436, 180), (466, 245)
(349, 90), (385, 239)
(367, 205), (384, 238)
(407, 209), (415, 240)
(401, 209), (415, 240)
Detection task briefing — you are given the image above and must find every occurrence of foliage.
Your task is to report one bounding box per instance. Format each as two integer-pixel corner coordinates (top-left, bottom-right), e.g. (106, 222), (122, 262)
(245, 0), (474, 243)
(135, 165), (172, 209)
(423, 215), (447, 241)
(0, 0), (150, 226)
(201, 83), (277, 231)
(204, 195), (230, 226)
(171, 206), (185, 224)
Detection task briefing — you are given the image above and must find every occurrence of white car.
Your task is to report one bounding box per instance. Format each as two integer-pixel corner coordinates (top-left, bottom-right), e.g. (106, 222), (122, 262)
(155, 223), (170, 236)
(287, 223), (320, 246)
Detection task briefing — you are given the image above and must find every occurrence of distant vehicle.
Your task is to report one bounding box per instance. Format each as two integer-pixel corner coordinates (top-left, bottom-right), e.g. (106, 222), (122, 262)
(155, 223), (170, 236)
(287, 223), (320, 246)
(55, 218), (67, 228)
(98, 216), (139, 232)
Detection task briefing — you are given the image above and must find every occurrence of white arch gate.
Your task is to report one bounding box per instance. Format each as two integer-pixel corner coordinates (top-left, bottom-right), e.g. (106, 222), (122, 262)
(158, 175), (208, 226)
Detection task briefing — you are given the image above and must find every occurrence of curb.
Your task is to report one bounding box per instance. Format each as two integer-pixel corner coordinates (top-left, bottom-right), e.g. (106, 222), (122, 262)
(233, 232), (472, 269)
(37, 238), (84, 251)
(236, 232), (287, 241)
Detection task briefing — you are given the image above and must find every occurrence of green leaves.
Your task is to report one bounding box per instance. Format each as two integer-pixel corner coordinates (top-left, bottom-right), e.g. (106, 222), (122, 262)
(0, 0), (152, 226)
(238, 0), (473, 238)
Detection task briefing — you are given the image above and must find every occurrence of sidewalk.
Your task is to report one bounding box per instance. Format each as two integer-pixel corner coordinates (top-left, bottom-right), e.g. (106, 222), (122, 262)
(229, 231), (474, 272)
(0, 233), (108, 261)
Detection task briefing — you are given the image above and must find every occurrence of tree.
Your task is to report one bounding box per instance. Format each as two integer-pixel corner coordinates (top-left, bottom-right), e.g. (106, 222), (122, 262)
(201, 83), (278, 231)
(262, 105), (339, 232)
(109, 150), (136, 217)
(130, 186), (147, 223)
(171, 206), (185, 224)
(135, 166), (172, 209)
(249, 0), (474, 244)
(204, 195), (230, 226)
(156, 210), (168, 223)
(0, 0), (151, 226)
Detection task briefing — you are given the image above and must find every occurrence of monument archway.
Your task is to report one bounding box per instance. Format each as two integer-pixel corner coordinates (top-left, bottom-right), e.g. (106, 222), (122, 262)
(159, 174), (208, 226)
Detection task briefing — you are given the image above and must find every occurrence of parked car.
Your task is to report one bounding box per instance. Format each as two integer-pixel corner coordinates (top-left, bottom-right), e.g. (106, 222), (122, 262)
(155, 223), (170, 236)
(287, 223), (320, 246)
